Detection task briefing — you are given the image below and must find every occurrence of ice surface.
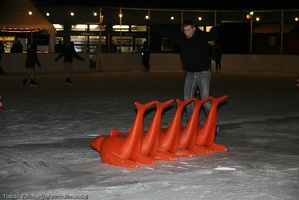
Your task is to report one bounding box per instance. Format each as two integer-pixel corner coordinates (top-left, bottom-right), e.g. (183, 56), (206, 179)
(0, 71), (298, 200)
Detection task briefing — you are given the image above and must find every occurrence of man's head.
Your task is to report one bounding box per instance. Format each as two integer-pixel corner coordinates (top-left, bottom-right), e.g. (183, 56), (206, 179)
(183, 20), (196, 38)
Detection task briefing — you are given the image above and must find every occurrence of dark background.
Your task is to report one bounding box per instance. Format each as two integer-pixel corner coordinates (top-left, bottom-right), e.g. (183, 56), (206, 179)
(27, 0), (296, 10)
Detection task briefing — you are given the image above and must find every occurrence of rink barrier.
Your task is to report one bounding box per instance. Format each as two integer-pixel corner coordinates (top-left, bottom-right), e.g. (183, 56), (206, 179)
(90, 95), (228, 168)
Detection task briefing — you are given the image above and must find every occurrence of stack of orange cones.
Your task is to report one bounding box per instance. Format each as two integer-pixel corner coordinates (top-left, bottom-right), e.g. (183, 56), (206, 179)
(91, 95), (229, 168)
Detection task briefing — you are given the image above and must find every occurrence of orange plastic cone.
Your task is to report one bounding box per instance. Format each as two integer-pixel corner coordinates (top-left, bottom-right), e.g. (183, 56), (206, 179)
(296, 75), (299, 89)
(141, 99), (174, 160)
(0, 95), (3, 110)
(91, 101), (156, 168)
(203, 95), (229, 152)
(157, 98), (193, 160)
(176, 97), (210, 157)
(194, 95), (229, 153)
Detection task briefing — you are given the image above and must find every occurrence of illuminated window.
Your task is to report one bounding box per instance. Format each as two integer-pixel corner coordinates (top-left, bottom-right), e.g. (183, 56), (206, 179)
(53, 24), (64, 31)
(70, 36), (85, 52)
(112, 25), (129, 32)
(112, 36), (133, 45)
(131, 25), (147, 32)
(112, 36), (133, 53)
(198, 26), (204, 31)
(89, 36), (106, 53)
(205, 26), (213, 32)
(89, 36), (106, 45)
(71, 24), (106, 31)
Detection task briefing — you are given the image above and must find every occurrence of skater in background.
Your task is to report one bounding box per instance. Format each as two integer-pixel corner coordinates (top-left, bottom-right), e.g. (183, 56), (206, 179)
(213, 43), (222, 73)
(140, 41), (150, 72)
(55, 41), (84, 85)
(146, 19), (220, 134)
(0, 41), (5, 76)
(22, 42), (41, 87)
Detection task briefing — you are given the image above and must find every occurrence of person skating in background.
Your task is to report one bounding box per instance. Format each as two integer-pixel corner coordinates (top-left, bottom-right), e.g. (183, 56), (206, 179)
(213, 43), (222, 73)
(22, 42), (41, 87)
(55, 41), (84, 85)
(140, 41), (150, 72)
(146, 19), (220, 134)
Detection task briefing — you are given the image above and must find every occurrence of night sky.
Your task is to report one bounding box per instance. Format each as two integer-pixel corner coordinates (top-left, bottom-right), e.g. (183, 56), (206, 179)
(28, 0), (296, 10)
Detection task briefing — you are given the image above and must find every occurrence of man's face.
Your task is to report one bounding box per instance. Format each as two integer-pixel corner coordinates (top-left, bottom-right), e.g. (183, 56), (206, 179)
(183, 25), (196, 38)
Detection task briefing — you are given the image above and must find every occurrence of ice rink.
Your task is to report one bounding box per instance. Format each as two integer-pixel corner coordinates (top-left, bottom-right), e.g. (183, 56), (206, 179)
(0, 71), (298, 200)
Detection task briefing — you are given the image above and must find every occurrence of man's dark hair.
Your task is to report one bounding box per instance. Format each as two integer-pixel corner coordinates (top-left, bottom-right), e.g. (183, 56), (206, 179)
(183, 19), (195, 27)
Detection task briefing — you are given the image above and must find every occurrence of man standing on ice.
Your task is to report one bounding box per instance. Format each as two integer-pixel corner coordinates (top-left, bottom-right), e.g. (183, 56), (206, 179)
(146, 19), (220, 135)
(55, 41), (84, 86)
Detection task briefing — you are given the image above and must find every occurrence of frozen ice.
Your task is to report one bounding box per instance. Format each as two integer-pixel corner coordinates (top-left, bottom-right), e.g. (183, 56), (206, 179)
(0, 71), (298, 199)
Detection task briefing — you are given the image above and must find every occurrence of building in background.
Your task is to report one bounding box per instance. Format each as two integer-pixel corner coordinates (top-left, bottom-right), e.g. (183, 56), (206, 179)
(1, 1), (298, 67)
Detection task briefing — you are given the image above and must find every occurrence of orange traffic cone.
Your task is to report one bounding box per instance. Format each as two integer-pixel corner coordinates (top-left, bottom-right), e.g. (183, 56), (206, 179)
(296, 75), (299, 89)
(0, 94), (3, 110)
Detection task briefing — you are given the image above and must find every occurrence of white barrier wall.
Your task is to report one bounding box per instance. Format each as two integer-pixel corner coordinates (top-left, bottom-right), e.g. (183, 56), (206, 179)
(1, 53), (299, 74)
(1, 53), (90, 74)
(101, 53), (142, 71)
(100, 53), (184, 72)
(221, 54), (299, 73)
(101, 53), (299, 73)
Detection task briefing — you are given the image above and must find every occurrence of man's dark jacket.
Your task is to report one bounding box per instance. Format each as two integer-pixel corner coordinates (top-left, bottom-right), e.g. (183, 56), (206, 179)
(148, 21), (218, 72)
